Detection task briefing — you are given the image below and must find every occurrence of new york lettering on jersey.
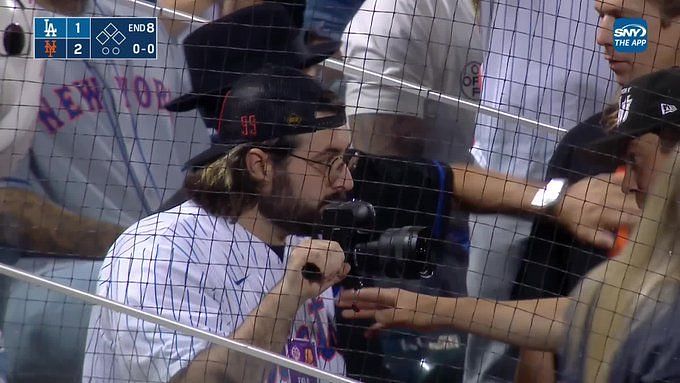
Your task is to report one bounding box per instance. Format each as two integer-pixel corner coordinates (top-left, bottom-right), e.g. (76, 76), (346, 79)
(28, 0), (209, 227)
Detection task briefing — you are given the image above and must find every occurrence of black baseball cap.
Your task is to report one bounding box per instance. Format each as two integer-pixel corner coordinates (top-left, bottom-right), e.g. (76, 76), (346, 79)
(165, 2), (339, 113)
(184, 65), (347, 169)
(588, 67), (680, 160)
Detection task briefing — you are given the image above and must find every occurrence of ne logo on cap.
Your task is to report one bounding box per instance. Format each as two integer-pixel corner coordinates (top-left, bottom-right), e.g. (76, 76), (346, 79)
(661, 103), (678, 116)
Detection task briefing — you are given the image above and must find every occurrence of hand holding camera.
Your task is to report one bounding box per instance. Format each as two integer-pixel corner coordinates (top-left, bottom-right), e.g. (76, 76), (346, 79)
(285, 239), (351, 301)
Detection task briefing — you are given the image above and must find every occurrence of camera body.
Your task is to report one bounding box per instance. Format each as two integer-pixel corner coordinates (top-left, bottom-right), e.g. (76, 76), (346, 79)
(302, 200), (433, 284)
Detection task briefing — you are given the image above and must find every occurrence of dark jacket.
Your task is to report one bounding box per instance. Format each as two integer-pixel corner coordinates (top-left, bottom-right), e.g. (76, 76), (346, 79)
(512, 112), (621, 299)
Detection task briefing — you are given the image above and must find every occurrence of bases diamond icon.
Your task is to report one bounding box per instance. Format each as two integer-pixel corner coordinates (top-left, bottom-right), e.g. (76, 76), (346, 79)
(112, 31), (126, 45)
(96, 31), (110, 45)
(104, 23), (118, 36)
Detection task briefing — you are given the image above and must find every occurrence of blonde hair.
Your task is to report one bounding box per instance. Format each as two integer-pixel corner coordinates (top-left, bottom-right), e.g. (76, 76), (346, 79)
(183, 136), (298, 218)
(601, 95), (620, 133)
(568, 143), (680, 382)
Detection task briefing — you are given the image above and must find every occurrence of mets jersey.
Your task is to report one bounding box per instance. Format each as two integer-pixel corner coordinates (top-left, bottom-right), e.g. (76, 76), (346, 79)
(82, 200), (346, 383)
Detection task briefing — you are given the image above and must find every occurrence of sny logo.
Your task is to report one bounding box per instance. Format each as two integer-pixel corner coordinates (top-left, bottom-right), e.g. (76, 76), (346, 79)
(613, 18), (648, 53)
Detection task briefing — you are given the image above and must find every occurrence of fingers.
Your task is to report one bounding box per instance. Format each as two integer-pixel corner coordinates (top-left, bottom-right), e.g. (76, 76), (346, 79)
(338, 288), (399, 308)
(605, 171), (625, 185)
(340, 308), (380, 320)
(291, 239), (346, 276)
(325, 262), (351, 287)
(364, 323), (386, 339)
(618, 210), (642, 229)
(561, 173), (642, 249)
(620, 195), (643, 217)
(588, 228), (615, 249)
(337, 299), (384, 310)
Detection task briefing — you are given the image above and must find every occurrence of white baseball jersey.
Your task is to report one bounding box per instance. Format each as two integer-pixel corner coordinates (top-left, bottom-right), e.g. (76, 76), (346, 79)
(82, 200), (345, 383)
(473, 0), (614, 179)
(9, 0), (210, 227)
(342, 0), (484, 164)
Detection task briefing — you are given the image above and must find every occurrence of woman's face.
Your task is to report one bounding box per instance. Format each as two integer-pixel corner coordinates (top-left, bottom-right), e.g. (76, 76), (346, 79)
(595, 0), (680, 85)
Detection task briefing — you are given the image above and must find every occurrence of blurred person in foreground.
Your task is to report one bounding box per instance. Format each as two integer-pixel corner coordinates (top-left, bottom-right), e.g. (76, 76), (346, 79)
(511, 0), (680, 379)
(340, 66), (680, 382)
(82, 65), (354, 383)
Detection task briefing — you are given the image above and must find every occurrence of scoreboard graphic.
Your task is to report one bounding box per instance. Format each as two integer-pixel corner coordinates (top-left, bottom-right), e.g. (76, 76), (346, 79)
(34, 17), (157, 60)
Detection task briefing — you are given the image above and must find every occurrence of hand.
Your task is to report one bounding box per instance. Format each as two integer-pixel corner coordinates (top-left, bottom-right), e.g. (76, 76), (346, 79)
(337, 288), (447, 338)
(555, 172), (641, 249)
(283, 239), (350, 302)
(0, 187), (123, 256)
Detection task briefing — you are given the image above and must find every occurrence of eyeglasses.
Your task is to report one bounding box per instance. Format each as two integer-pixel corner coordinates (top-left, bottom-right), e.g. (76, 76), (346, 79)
(289, 149), (360, 184)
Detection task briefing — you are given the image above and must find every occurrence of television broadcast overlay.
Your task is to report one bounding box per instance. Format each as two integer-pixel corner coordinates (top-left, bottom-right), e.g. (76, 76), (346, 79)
(33, 17), (157, 60)
(3, 0), (679, 383)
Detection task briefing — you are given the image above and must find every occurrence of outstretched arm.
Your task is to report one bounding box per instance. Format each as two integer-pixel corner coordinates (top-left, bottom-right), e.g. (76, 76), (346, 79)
(451, 163), (545, 215)
(338, 288), (570, 352)
(355, 153), (640, 249)
(451, 165), (640, 248)
(0, 187), (124, 258)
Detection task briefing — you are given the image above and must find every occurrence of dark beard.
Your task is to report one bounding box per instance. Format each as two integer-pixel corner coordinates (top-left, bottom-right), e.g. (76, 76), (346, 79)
(259, 170), (347, 237)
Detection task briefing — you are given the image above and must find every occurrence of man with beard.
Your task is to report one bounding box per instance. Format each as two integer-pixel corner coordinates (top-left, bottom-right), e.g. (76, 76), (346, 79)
(81, 65), (354, 383)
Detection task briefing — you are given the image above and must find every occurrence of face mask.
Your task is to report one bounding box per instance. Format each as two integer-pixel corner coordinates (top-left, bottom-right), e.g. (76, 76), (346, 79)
(0, 0), (44, 179)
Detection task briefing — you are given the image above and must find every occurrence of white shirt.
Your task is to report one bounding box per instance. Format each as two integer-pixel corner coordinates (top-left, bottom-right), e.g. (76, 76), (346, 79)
(473, 0), (614, 179)
(342, 0), (484, 163)
(82, 201), (345, 383)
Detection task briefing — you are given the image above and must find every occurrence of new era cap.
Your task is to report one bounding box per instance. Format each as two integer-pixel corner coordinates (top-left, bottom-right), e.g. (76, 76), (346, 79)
(588, 67), (680, 160)
(184, 65), (346, 168)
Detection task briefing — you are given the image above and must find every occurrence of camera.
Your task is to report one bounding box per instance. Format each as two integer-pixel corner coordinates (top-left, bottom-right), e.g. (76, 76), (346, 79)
(301, 200), (434, 285)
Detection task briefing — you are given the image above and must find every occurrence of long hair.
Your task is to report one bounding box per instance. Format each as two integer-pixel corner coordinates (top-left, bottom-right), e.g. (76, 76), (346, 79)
(567, 140), (680, 382)
(600, 98), (620, 133)
(183, 136), (298, 219)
